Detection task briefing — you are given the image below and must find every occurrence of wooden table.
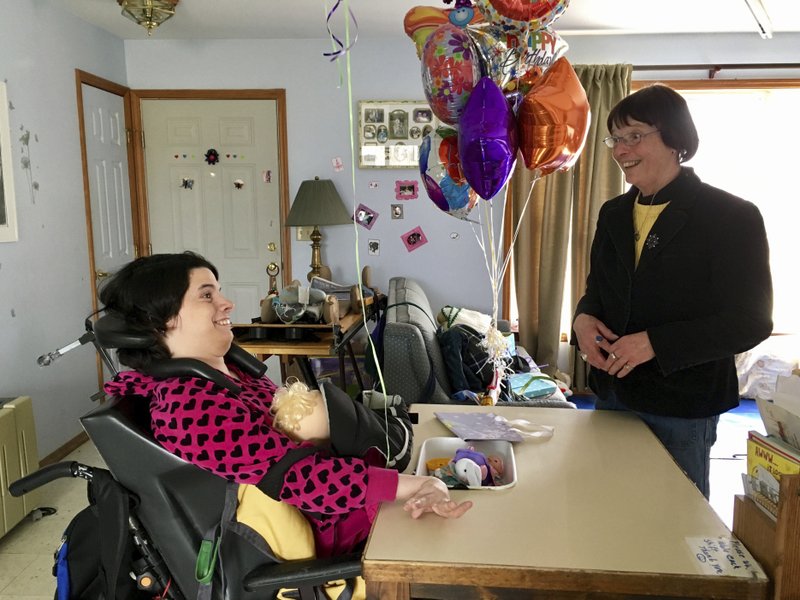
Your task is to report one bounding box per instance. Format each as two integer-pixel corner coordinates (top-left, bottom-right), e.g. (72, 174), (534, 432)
(362, 405), (769, 600)
(233, 312), (372, 389)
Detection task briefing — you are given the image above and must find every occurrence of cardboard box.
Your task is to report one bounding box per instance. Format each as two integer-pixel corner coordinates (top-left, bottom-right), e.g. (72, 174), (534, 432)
(416, 437), (517, 490)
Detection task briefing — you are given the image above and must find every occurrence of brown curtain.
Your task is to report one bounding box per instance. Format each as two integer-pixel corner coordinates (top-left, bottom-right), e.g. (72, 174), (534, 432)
(511, 64), (631, 389)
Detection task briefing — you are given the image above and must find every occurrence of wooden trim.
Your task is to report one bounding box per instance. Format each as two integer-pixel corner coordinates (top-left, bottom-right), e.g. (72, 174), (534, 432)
(363, 560), (767, 600)
(633, 78), (800, 90)
(39, 431), (90, 467)
(75, 69), (135, 390)
(128, 88), (292, 282)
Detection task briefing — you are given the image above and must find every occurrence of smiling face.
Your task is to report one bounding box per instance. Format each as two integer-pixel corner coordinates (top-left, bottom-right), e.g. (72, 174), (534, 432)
(164, 267), (234, 365)
(611, 118), (681, 196)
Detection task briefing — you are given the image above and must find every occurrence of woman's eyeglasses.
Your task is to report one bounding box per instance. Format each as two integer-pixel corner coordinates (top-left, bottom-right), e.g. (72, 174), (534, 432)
(602, 129), (660, 149)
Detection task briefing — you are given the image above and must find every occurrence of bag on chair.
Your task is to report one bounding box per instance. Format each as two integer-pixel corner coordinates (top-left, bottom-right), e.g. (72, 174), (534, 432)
(54, 469), (149, 600)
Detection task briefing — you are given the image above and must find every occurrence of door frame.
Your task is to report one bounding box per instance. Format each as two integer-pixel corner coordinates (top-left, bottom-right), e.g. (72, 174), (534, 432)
(128, 89), (292, 278)
(76, 75), (293, 388)
(75, 69), (142, 316)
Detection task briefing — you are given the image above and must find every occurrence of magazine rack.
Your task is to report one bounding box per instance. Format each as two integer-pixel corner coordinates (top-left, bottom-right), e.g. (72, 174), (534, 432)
(732, 473), (800, 599)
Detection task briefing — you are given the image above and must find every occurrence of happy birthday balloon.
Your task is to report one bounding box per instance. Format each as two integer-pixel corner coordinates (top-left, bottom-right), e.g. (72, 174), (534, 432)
(467, 25), (568, 94)
(421, 23), (482, 125)
(517, 57), (590, 175)
(458, 77), (518, 200)
(420, 128), (479, 220)
(474, 0), (569, 33)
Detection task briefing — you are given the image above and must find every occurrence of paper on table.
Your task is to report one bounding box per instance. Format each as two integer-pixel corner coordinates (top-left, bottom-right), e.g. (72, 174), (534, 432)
(435, 412), (553, 442)
(685, 536), (766, 579)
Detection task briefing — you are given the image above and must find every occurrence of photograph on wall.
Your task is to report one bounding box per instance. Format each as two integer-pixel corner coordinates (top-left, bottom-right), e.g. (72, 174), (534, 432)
(395, 180), (419, 200)
(368, 239), (380, 256)
(0, 82), (19, 243)
(401, 226), (428, 252)
(358, 100), (441, 169)
(353, 203), (378, 230)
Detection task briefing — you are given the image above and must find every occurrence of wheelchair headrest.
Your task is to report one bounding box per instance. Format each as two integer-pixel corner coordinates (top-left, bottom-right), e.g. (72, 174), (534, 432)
(93, 313), (267, 391)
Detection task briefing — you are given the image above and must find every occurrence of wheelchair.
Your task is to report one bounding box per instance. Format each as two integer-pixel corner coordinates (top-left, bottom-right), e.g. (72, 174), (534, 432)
(10, 314), (361, 600)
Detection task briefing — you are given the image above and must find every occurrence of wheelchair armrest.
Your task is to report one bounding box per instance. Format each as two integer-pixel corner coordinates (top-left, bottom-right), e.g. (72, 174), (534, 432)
(242, 553), (362, 592)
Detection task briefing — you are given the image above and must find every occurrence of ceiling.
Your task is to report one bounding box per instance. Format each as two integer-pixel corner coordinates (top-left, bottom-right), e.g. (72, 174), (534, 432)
(61, 0), (800, 41)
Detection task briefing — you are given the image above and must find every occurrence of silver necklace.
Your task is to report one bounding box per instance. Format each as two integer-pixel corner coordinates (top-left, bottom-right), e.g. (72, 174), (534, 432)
(633, 190), (659, 242)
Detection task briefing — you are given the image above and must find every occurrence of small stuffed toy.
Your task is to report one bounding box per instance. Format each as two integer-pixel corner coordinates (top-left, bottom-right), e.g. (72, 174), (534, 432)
(431, 446), (505, 488)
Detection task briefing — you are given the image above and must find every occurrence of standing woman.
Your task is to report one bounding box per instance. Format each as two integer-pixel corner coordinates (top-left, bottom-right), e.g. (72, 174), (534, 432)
(572, 84), (773, 498)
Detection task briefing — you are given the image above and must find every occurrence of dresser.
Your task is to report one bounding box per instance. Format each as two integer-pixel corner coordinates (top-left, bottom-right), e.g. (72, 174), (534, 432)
(0, 396), (40, 538)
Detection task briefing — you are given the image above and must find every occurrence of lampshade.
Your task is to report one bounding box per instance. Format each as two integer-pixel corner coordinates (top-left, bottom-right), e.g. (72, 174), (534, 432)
(286, 177), (351, 227)
(118, 0), (179, 35)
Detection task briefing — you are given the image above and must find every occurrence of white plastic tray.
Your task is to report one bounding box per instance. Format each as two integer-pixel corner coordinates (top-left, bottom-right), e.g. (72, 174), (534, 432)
(415, 437), (517, 490)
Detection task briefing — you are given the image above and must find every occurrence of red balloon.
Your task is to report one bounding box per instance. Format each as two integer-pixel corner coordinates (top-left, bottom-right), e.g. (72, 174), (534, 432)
(517, 57), (590, 176)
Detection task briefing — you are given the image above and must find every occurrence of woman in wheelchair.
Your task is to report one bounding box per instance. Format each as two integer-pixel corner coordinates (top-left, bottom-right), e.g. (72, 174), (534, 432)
(99, 252), (472, 559)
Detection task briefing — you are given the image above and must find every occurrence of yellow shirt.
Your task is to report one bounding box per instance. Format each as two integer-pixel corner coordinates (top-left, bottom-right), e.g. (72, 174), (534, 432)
(634, 201), (669, 267)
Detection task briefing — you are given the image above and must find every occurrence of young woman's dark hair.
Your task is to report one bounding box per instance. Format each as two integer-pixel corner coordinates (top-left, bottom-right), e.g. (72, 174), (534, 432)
(606, 84), (699, 163)
(98, 251), (219, 370)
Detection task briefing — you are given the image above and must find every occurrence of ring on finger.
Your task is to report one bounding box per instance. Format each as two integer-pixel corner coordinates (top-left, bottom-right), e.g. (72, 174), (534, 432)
(623, 364), (632, 370)
(610, 352), (618, 361)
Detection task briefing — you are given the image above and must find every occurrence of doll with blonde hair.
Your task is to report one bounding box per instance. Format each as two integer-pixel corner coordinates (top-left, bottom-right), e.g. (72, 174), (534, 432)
(272, 378), (414, 471)
(271, 378), (331, 444)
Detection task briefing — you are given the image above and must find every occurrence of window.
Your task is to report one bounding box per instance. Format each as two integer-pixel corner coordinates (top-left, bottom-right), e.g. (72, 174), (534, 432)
(675, 84), (800, 333)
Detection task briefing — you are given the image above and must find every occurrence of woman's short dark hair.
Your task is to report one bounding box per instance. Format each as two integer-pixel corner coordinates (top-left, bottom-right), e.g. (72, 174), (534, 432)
(607, 84), (699, 163)
(98, 251), (218, 370)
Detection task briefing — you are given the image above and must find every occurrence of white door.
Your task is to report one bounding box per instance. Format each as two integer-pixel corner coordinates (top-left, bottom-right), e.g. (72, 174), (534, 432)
(82, 84), (135, 298)
(141, 99), (282, 324)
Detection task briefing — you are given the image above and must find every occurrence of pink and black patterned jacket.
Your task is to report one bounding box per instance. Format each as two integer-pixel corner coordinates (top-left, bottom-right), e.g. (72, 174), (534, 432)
(103, 366), (398, 556)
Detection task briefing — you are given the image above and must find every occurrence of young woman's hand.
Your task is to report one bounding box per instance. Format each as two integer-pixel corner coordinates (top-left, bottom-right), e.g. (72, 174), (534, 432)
(401, 477), (473, 519)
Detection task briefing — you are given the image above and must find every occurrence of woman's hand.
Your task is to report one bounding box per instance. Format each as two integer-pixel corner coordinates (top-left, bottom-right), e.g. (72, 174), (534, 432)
(573, 313), (618, 370)
(400, 476), (473, 519)
(604, 331), (656, 378)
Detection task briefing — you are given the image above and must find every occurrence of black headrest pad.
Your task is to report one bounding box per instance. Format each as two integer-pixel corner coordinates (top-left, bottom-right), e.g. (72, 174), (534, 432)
(93, 313), (267, 384)
(94, 313), (155, 349)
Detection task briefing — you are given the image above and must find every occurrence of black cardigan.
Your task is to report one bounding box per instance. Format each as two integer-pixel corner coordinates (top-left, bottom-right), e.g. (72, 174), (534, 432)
(574, 168), (773, 418)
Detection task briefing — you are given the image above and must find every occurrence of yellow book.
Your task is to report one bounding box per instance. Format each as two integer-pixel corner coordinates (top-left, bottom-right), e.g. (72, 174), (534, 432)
(746, 430), (800, 486)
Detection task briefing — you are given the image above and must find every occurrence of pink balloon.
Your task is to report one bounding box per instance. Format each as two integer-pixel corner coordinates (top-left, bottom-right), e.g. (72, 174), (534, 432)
(457, 77), (518, 200)
(421, 23), (481, 125)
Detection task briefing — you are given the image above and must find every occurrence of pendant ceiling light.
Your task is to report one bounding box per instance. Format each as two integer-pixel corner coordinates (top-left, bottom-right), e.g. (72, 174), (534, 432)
(117, 0), (180, 36)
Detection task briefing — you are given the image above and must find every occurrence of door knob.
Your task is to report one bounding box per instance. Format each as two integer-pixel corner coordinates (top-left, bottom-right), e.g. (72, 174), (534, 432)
(96, 269), (111, 279)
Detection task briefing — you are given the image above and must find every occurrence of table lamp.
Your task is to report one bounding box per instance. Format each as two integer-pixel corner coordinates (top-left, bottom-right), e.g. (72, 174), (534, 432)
(286, 177), (351, 281)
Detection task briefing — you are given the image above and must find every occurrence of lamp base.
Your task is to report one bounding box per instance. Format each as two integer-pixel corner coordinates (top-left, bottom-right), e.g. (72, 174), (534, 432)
(306, 226), (332, 282)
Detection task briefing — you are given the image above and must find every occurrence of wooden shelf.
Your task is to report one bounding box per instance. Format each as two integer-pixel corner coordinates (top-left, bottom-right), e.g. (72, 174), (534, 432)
(733, 474), (800, 599)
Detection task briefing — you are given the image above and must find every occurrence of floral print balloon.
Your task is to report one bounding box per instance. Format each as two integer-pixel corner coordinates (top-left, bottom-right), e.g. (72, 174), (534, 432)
(421, 23), (481, 125)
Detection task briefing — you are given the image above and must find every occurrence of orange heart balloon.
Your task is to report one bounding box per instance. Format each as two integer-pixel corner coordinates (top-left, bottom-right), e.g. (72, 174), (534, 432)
(517, 57), (590, 176)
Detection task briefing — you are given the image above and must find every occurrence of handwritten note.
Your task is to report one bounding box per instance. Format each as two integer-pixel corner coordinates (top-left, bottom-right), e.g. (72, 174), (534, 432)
(685, 537), (767, 579)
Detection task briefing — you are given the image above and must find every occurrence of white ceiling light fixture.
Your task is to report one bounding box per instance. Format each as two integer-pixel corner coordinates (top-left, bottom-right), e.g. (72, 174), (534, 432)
(117, 0), (180, 36)
(743, 0), (773, 39)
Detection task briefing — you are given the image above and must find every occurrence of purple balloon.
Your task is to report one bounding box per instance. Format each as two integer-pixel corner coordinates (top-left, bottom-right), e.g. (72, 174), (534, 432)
(457, 77), (518, 200)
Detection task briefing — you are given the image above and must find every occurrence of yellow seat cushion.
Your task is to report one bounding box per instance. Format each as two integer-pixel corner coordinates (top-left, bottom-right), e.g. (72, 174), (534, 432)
(236, 484), (365, 599)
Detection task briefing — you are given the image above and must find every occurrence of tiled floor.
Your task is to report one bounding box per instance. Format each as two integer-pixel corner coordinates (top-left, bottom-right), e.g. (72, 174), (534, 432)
(0, 404), (764, 597)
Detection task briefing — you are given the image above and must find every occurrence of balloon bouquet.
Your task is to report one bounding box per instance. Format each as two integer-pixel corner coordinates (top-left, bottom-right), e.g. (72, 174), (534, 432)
(405, 0), (591, 403)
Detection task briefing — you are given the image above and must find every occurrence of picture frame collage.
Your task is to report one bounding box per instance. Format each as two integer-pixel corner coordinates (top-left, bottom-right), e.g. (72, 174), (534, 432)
(358, 100), (440, 169)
